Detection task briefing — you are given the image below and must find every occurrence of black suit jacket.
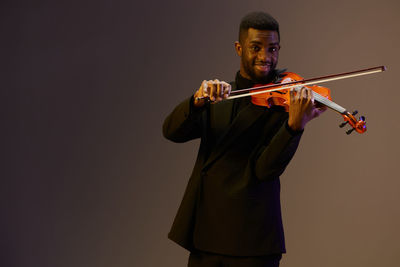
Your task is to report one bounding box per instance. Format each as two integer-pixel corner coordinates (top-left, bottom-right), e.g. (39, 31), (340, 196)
(163, 74), (303, 256)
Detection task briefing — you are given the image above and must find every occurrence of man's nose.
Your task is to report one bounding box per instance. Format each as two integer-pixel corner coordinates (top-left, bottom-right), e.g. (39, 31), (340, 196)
(257, 50), (270, 62)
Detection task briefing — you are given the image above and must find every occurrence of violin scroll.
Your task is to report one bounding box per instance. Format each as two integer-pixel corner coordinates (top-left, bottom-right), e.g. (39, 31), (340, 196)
(340, 111), (367, 135)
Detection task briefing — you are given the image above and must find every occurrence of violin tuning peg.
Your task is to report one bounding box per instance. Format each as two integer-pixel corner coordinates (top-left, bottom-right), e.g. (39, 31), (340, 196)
(346, 128), (355, 135)
(352, 110), (358, 115)
(359, 115), (365, 121)
(339, 121), (348, 128)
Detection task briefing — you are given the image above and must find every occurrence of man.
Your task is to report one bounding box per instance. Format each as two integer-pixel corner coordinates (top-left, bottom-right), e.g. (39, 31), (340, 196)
(163, 12), (326, 267)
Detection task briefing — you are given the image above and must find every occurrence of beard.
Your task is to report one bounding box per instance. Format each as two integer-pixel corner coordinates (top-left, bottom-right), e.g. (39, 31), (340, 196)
(242, 58), (277, 84)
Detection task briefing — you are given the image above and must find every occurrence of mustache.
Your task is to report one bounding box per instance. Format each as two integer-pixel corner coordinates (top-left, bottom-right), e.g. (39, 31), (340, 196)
(254, 61), (273, 65)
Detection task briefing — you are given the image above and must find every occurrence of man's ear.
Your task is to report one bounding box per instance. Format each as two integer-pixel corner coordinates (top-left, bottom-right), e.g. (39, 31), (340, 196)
(234, 41), (242, 57)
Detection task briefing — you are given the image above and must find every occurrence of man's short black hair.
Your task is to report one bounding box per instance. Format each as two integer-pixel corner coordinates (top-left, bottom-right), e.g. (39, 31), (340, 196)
(239, 11), (280, 43)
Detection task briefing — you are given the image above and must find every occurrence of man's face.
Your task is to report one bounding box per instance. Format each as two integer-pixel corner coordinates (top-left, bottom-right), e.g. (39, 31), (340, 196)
(235, 28), (280, 83)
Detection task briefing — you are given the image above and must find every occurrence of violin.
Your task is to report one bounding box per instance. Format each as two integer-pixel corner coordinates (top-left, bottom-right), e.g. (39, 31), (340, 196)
(227, 66), (386, 135)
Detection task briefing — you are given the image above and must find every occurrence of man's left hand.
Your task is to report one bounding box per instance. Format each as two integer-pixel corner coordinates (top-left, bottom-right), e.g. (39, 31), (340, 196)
(287, 86), (327, 131)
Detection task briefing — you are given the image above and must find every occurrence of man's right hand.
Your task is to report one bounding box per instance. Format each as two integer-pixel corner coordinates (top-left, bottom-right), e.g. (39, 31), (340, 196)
(193, 79), (231, 108)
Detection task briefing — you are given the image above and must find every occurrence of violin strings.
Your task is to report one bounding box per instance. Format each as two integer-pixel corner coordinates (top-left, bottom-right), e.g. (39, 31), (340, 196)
(313, 92), (346, 114)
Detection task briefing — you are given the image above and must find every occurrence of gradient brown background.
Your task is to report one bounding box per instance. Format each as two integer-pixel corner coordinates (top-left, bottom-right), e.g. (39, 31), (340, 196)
(2, 0), (400, 266)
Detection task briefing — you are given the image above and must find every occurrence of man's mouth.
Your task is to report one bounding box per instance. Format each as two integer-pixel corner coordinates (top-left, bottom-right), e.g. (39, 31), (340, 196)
(255, 64), (272, 72)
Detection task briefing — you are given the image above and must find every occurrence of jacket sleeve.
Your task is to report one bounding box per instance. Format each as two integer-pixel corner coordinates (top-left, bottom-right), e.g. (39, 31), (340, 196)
(254, 120), (303, 180)
(162, 96), (206, 143)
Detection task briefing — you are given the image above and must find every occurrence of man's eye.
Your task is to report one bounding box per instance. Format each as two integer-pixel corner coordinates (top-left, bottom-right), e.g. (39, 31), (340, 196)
(251, 46), (260, 52)
(269, 47), (278, 52)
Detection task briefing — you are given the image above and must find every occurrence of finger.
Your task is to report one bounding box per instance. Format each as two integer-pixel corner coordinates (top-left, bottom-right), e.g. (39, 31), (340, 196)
(223, 82), (231, 98)
(195, 80), (206, 100)
(302, 86), (310, 103)
(208, 80), (216, 101)
(306, 87), (315, 107)
(290, 87), (295, 103)
(302, 86), (308, 99)
(293, 85), (302, 101)
(194, 81), (208, 107)
(202, 80), (209, 97)
(214, 79), (222, 100)
(304, 87), (311, 103)
(310, 89), (314, 105)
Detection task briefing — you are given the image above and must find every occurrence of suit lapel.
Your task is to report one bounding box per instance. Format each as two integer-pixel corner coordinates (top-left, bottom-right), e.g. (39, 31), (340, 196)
(203, 100), (265, 168)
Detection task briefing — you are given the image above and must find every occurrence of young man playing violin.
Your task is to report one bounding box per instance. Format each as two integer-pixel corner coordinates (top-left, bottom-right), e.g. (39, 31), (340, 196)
(163, 11), (326, 267)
